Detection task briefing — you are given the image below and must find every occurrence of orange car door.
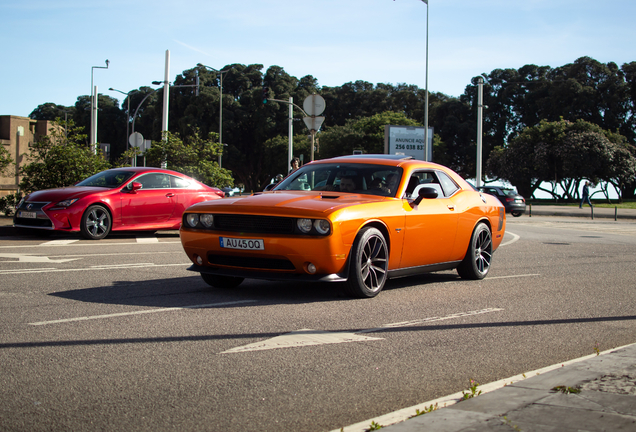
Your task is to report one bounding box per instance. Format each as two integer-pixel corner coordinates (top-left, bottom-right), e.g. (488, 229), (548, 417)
(399, 189), (459, 268)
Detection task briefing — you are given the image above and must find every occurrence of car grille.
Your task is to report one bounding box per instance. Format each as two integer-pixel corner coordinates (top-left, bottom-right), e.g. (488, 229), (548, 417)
(208, 254), (296, 270)
(214, 214), (295, 234)
(14, 201), (53, 228)
(14, 217), (53, 228)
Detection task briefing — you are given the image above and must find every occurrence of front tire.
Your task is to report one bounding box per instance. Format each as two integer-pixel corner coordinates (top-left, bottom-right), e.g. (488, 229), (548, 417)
(457, 222), (492, 280)
(345, 227), (388, 298)
(80, 205), (111, 240)
(201, 273), (244, 289)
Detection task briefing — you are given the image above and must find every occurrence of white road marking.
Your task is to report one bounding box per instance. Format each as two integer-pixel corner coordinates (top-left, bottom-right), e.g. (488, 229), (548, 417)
(334, 342), (636, 432)
(0, 241), (181, 249)
(28, 300), (257, 326)
(0, 262), (190, 275)
(136, 237), (159, 243)
(488, 273), (540, 280)
(500, 230), (520, 246)
(221, 308), (504, 354)
(40, 239), (80, 246)
(222, 329), (383, 353)
(0, 253), (80, 263)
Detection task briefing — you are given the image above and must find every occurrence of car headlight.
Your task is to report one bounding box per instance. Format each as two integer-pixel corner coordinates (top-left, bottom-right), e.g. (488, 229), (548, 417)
(313, 219), (330, 235)
(297, 218), (313, 233)
(200, 214), (214, 228)
(185, 214), (200, 227)
(54, 198), (79, 208)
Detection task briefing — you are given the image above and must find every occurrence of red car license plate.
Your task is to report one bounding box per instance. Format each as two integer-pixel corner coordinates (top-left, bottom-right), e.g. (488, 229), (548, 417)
(18, 211), (37, 219)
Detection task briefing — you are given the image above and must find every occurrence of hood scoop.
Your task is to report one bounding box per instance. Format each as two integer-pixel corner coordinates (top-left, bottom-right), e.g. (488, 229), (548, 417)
(320, 195), (340, 199)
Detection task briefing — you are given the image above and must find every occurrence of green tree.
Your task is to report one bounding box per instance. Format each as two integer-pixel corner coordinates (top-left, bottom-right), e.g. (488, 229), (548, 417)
(0, 142), (12, 175)
(19, 119), (110, 193)
(486, 119), (636, 200)
(318, 111), (420, 159)
(143, 130), (233, 188)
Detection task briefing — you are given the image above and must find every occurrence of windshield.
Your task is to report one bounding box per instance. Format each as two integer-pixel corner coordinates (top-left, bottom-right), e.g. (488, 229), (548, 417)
(76, 171), (136, 188)
(274, 163), (403, 197)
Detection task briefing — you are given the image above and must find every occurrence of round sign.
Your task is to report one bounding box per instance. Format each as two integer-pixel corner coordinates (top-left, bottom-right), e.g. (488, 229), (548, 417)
(303, 94), (326, 116)
(129, 132), (144, 148)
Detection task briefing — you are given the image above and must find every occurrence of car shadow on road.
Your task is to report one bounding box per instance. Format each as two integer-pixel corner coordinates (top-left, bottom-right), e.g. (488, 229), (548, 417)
(49, 269), (465, 308)
(49, 275), (351, 308)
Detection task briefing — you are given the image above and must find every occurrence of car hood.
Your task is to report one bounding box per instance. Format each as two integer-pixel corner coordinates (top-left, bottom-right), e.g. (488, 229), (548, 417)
(187, 191), (386, 215)
(25, 186), (114, 203)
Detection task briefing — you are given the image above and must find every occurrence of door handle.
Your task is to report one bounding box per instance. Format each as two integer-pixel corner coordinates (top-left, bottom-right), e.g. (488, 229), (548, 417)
(447, 205), (455, 211)
(166, 193), (175, 197)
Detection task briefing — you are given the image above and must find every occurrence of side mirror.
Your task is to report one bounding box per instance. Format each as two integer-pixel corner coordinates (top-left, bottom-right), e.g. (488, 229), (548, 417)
(128, 182), (142, 193)
(411, 187), (438, 206)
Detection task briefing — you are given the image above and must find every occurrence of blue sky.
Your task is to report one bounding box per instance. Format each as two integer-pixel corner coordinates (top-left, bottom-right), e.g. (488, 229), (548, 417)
(2, 0), (635, 118)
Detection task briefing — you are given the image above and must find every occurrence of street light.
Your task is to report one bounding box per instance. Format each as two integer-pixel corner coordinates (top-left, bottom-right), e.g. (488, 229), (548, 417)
(90, 59), (110, 151)
(421, 0), (430, 161)
(108, 88), (135, 152)
(197, 63), (229, 168)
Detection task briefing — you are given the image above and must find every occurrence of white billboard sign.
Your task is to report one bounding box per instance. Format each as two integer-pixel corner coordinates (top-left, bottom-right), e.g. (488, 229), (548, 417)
(384, 125), (433, 161)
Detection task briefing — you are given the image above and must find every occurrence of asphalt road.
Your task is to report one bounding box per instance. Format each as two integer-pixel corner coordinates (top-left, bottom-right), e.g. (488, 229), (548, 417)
(1, 218), (635, 432)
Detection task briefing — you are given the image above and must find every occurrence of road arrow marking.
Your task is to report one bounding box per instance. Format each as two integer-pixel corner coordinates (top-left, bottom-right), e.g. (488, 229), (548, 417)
(221, 329), (383, 354)
(221, 308), (504, 354)
(0, 253), (80, 263)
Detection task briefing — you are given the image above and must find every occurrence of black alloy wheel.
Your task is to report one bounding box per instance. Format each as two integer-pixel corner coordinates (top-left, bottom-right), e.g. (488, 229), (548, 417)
(345, 227), (388, 298)
(80, 205), (112, 240)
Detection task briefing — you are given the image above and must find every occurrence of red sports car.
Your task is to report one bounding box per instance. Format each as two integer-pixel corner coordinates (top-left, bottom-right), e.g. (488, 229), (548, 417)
(13, 167), (224, 239)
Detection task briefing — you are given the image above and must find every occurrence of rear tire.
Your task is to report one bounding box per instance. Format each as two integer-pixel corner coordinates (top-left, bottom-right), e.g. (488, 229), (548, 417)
(200, 273), (244, 289)
(344, 227), (388, 298)
(457, 223), (492, 280)
(511, 211), (522, 217)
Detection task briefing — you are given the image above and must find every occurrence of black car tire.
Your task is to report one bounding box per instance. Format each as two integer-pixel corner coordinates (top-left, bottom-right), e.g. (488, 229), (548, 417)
(80, 205), (112, 240)
(511, 211), (522, 217)
(345, 227), (388, 298)
(200, 273), (244, 289)
(457, 222), (492, 280)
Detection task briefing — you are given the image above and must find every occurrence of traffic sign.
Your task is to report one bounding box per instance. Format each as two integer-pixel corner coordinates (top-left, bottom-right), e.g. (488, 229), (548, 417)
(129, 132), (144, 148)
(303, 94), (325, 116)
(303, 116), (325, 132)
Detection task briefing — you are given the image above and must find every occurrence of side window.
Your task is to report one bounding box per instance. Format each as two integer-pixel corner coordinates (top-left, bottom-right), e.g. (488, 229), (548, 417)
(136, 173), (171, 189)
(408, 171), (443, 199)
(437, 171), (460, 197)
(171, 175), (191, 188)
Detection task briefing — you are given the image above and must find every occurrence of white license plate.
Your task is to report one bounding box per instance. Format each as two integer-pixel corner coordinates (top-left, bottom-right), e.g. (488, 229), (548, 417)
(18, 211), (37, 219)
(219, 237), (264, 250)
(515, 199), (523, 203)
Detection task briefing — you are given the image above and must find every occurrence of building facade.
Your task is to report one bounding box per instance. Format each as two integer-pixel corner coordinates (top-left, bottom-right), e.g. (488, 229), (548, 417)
(0, 115), (54, 197)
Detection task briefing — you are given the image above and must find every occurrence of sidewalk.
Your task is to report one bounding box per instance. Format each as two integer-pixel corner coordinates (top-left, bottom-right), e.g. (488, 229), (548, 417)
(339, 343), (636, 432)
(526, 204), (636, 220)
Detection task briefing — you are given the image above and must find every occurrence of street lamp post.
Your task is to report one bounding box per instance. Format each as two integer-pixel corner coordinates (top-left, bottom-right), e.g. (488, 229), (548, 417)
(108, 88), (134, 152)
(197, 63), (229, 168)
(90, 59), (110, 152)
(421, 0), (430, 161)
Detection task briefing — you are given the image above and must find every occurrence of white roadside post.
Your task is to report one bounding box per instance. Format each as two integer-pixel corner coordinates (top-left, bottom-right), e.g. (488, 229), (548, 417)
(161, 50), (170, 169)
(476, 77), (484, 188)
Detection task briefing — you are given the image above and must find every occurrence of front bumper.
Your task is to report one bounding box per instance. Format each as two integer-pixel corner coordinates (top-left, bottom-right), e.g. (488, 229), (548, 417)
(180, 228), (351, 279)
(14, 202), (83, 231)
(187, 264), (348, 283)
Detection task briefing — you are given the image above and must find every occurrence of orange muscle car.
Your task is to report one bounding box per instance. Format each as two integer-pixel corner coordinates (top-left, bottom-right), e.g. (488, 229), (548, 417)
(180, 155), (506, 298)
